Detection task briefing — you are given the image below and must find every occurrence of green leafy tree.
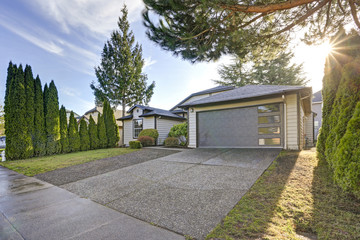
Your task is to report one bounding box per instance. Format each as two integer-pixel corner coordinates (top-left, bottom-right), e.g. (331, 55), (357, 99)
(33, 75), (46, 156)
(5, 65), (32, 160)
(97, 113), (107, 148)
(79, 119), (90, 151)
(215, 51), (308, 86)
(103, 100), (119, 147)
(143, 0), (358, 62)
(88, 115), (99, 149)
(68, 111), (80, 152)
(24, 65), (35, 156)
(91, 5), (155, 145)
(59, 105), (69, 153)
(44, 80), (61, 155)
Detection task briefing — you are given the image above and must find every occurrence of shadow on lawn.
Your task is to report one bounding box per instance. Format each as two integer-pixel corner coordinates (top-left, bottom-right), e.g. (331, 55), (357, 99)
(206, 151), (300, 239)
(310, 157), (360, 240)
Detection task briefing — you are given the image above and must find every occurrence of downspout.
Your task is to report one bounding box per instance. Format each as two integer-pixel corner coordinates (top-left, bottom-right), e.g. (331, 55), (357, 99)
(283, 94), (287, 150)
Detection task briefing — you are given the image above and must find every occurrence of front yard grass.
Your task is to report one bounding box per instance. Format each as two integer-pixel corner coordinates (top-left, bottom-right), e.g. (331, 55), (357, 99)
(206, 149), (360, 240)
(0, 148), (138, 176)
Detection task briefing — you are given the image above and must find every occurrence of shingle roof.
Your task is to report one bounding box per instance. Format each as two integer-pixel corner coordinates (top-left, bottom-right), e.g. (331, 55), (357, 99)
(180, 85), (309, 107)
(84, 107), (98, 115)
(170, 85), (235, 111)
(120, 105), (185, 120)
(118, 114), (133, 120)
(312, 90), (322, 102)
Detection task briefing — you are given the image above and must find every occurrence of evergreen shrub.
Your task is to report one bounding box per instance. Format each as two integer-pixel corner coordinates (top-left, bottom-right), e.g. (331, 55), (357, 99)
(138, 129), (159, 140)
(164, 137), (179, 147)
(129, 141), (141, 149)
(138, 136), (155, 146)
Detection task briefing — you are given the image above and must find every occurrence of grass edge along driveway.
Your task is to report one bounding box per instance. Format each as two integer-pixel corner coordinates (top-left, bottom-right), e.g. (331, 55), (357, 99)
(206, 150), (360, 240)
(0, 148), (138, 176)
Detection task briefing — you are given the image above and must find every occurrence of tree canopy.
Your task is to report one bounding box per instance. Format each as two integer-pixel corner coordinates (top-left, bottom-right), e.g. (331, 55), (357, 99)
(214, 51), (308, 86)
(143, 0), (356, 62)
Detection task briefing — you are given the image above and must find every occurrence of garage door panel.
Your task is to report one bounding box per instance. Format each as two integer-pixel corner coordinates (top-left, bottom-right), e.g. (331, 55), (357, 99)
(198, 107), (259, 147)
(197, 104), (283, 148)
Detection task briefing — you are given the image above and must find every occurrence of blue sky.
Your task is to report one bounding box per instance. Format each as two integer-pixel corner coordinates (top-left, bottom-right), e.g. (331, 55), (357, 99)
(0, 0), (326, 115)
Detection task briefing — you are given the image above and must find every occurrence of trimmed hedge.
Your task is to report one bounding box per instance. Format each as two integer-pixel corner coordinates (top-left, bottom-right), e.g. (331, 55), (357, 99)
(138, 129), (159, 140)
(129, 141), (142, 149)
(138, 136), (155, 147)
(164, 137), (179, 147)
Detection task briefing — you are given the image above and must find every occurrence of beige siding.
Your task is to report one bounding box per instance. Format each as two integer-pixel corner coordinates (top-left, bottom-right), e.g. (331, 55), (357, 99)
(188, 97), (283, 148)
(286, 94), (299, 150)
(123, 120), (133, 146)
(132, 107), (143, 119)
(300, 105), (305, 149)
(143, 117), (155, 129)
(157, 118), (185, 145)
(305, 113), (314, 147)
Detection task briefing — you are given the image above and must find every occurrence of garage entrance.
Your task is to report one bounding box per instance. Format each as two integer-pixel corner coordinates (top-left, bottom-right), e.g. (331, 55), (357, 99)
(197, 103), (284, 148)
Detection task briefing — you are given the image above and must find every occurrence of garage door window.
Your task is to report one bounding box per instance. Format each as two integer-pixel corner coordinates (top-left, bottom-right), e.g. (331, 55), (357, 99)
(258, 127), (280, 135)
(258, 115), (280, 124)
(258, 104), (280, 113)
(259, 138), (281, 145)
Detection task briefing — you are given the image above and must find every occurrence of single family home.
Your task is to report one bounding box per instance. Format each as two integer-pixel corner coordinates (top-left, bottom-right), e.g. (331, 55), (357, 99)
(120, 85), (313, 150)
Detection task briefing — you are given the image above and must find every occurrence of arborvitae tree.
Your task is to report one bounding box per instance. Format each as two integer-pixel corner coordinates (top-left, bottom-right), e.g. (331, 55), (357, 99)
(4, 62), (16, 159)
(24, 65), (35, 157)
(79, 119), (90, 151)
(6, 65), (31, 160)
(59, 105), (69, 153)
(43, 83), (48, 118)
(68, 111), (80, 152)
(90, 5), (155, 145)
(88, 115), (99, 149)
(45, 80), (61, 155)
(33, 75), (46, 156)
(97, 113), (107, 148)
(103, 100), (119, 147)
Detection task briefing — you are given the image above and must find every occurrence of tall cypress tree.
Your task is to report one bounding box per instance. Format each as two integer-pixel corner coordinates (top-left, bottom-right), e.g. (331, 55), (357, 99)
(68, 111), (80, 152)
(79, 119), (90, 151)
(4, 62), (16, 159)
(88, 115), (99, 149)
(97, 113), (107, 148)
(24, 65), (35, 157)
(59, 105), (69, 153)
(7, 65), (30, 160)
(103, 100), (119, 147)
(45, 80), (61, 154)
(33, 75), (46, 156)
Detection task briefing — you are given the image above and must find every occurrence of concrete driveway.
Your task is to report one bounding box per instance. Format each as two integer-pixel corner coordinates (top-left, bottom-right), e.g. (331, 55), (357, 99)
(61, 148), (280, 239)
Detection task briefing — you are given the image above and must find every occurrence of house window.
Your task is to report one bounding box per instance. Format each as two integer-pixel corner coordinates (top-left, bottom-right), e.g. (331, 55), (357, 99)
(258, 127), (280, 135)
(258, 115), (280, 124)
(314, 121), (319, 127)
(259, 138), (281, 146)
(133, 119), (143, 138)
(258, 104), (280, 113)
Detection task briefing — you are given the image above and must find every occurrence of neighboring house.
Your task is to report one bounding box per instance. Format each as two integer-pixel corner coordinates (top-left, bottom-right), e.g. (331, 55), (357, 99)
(312, 90), (322, 141)
(80, 106), (123, 141)
(119, 105), (186, 145)
(179, 85), (313, 150)
(0, 136), (5, 148)
(66, 109), (80, 123)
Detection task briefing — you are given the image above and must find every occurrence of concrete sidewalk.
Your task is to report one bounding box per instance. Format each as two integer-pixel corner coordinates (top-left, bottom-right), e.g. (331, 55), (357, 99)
(0, 166), (184, 240)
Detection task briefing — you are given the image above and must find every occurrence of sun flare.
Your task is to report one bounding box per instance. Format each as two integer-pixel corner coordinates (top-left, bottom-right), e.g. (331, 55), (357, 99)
(319, 41), (334, 57)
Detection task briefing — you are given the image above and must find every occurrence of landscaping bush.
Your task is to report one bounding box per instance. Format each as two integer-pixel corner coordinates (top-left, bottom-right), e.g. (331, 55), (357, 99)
(138, 129), (159, 140)
(164, 137), (179, 147)
(138, 136), (155, 147)
(129, 141), (142, 149)
(168, 122), (187, 138)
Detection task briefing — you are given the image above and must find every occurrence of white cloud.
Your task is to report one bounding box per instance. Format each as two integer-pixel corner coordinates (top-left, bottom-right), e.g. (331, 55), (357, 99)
(60, 87), (77, 97)
(27, 0), (144, 37)
(144, 57), (157, 70)
(0, 15), (64, 55)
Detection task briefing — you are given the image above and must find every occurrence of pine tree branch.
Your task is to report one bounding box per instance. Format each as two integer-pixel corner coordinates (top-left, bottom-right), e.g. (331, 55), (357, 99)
(349, 0), (360, 29)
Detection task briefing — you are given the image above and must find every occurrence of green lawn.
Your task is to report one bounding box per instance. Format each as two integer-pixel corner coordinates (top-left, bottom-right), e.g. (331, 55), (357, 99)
(0, 148), (138, 176)
(206, 150), (360, 240)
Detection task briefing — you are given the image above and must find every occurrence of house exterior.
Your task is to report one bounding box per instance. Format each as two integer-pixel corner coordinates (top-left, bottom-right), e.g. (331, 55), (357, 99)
(119, 105), (186, 145)
(312, 90), (322, 141)
(80, 106), (123, 141)
(66, 109), (80, 123)
(179, 85), (313, 150)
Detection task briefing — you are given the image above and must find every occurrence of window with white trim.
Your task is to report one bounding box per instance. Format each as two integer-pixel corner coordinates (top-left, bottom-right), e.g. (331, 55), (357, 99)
(133, 119), (143, 138)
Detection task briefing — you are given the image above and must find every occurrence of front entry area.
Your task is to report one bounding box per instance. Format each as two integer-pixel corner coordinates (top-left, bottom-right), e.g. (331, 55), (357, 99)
(197, 103), (284, 148)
